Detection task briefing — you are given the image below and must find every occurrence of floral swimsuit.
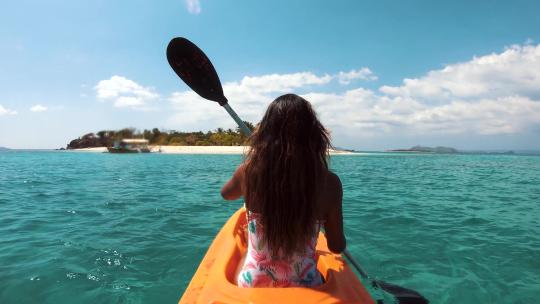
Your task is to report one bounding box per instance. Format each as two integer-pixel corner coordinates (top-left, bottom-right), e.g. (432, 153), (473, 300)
(237, 211), (323, 287)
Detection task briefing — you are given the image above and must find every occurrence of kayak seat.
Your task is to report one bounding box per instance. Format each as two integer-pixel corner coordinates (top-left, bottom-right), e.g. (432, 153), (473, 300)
(229, 213), (326, 286)
(179, 208), (375, 303)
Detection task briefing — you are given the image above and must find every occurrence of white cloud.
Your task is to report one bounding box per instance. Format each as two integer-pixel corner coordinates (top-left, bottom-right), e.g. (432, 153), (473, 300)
(234, 72), (333, 94)
(168, 91), (232, 131)
(166, 44), (540, 142)
(30, 104), (48, 112)
(317, 44), (540, 137)
(0, 105), (17, 116)
(303, 92), (540, 137)
(379, 44), (540, 102)
(167, 71), (370, 128)
(307, 45), (540, 137)
(185, 0), (201, 14)
(338, 68), (377, 84)
(94, 75), (159, 110)
(167, 71), (333, 130)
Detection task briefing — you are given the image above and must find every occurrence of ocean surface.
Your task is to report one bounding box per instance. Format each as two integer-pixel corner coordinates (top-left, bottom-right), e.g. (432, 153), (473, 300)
(0, 151), (539, 303)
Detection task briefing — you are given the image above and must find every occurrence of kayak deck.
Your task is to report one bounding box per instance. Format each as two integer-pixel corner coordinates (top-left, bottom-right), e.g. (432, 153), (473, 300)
(179, 208), (375, 303)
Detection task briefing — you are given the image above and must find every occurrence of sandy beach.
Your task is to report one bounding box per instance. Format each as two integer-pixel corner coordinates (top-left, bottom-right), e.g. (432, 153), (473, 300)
(70, 147), (109, 152)
(159, 146), (250, 154)
(71, 146), (355, 155)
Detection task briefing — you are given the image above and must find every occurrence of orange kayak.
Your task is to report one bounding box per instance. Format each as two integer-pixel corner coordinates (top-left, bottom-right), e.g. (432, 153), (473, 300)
(178, 207), (375, 303)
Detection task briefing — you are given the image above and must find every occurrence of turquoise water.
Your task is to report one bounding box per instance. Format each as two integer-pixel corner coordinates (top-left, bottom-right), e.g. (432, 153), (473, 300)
(0, 151), (539, 303)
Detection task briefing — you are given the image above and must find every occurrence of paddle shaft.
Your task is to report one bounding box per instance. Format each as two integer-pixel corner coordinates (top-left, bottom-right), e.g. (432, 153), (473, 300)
(343, 249), (369, 279)
(222, 103), (252, 136)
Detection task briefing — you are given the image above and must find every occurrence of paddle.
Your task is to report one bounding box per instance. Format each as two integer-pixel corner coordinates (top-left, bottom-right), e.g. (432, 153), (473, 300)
(166, 37), (251, 136)
(343, 251), (429, 304)
(166, 37), (429, 304)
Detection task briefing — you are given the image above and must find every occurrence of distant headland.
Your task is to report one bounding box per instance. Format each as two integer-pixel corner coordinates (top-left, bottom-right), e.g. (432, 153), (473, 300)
(387, 145), (527, 155)
(388, 145), (458, 153)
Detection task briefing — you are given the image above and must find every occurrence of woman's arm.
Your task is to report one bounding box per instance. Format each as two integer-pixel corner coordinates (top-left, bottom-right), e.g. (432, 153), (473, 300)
(324, 172), (346, 253)
(220, 164), (245, 200)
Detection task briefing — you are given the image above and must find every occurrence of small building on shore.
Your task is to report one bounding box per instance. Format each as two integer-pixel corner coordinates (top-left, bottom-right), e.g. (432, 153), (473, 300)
(108, 139), (150, 153)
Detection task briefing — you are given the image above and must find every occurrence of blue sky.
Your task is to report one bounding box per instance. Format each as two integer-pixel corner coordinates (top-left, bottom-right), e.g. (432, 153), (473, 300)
(1, 0), (539, 150)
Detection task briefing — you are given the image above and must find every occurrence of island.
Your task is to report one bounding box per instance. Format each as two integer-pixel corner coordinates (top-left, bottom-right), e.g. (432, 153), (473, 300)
(388, 145), (458, 154)
(65, 124), (354, 155)
(66, 123), (255, 150)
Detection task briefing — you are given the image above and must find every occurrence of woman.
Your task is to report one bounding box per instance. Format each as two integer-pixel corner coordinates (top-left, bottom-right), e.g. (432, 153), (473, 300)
(221, 93), (346, 288)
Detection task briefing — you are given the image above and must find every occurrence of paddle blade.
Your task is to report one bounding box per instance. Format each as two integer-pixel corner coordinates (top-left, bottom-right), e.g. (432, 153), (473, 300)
(166, 37), (228, 105)
(376, 280), (429, 304)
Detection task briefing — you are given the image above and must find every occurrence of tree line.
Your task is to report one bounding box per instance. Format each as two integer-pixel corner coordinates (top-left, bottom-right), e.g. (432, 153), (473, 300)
(66, 122), (255, 149)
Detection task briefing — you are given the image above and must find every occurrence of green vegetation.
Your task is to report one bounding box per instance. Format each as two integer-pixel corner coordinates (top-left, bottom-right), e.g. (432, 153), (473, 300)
(66, 122), (255, 149)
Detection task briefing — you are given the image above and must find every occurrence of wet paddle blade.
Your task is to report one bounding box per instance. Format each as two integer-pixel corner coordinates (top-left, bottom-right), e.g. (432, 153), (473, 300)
(166, 37), (228, 105)
(376, 280), (429, 304)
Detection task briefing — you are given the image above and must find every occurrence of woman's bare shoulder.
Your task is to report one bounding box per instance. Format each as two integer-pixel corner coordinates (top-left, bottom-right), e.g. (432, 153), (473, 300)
(322, 170), (342, 193)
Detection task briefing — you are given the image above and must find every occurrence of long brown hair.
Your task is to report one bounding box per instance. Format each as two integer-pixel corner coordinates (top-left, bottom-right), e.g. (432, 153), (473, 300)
(244, 93), (331, 257)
